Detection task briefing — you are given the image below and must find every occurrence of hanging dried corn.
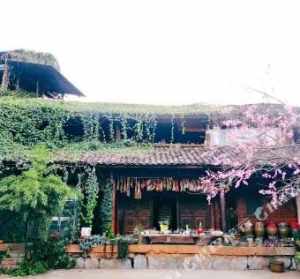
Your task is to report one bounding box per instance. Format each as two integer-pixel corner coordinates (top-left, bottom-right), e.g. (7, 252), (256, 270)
(115, 176), (207, 198)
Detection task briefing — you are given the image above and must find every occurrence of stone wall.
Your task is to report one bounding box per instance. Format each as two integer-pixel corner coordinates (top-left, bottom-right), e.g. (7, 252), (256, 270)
(74, 254), (295, 270)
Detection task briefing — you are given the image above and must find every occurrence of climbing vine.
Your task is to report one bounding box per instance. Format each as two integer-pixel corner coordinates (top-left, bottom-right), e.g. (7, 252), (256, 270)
(81, 168), (99, 227)
(0, 96), (185, 158)
(99, 179), (113, 234)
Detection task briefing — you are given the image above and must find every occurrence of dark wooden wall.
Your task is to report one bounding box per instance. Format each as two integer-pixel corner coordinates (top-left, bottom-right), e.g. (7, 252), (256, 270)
(116, 191), (219, 234)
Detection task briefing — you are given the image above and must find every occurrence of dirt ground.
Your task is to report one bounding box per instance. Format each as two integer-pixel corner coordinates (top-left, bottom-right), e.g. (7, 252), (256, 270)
(1, 269), (299, 279)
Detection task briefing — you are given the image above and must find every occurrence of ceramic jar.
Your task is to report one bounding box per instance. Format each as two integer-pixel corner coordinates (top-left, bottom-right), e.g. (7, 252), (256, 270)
(270, 260), (285, 273)
(266, 222), (278, 237)
(289, 221), (299, 238)
(278, 222), (289, 239)
(255, 221), (265, 238)
(240, 220), (254, 237)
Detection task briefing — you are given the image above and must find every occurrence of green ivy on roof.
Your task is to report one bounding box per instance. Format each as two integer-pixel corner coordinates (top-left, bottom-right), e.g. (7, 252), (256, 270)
(0, 94), (216, 116)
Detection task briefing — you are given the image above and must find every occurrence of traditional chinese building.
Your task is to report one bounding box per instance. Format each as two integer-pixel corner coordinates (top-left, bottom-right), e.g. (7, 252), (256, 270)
(55, 106), (300, 236)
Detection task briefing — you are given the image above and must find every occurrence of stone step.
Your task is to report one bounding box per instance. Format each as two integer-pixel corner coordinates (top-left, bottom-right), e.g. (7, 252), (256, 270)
(0, 258), (18, 269)
(5, 243), (25, 263)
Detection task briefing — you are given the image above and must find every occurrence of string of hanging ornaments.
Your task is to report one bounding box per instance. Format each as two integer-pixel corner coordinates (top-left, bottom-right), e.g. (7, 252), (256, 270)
(113, 177), (214, 199)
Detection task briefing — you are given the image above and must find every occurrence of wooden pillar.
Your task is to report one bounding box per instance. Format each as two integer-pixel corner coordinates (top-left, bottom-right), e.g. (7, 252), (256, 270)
(236, 198), (248, 224)
(1, 62), (9, 91)
(214, 200), (221, 230)
(220, 188), (226, 232)
(296, 195), (300, 224)
(111, 175), (117, 235)
(209, 202), (215, 229)
(176, 197), (180, 230)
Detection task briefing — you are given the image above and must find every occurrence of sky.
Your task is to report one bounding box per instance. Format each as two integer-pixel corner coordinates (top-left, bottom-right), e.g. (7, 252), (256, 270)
(2, 0), (300, 105)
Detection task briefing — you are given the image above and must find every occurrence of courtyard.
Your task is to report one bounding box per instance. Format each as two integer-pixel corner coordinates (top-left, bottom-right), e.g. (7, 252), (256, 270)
(0, 270), (299, 279)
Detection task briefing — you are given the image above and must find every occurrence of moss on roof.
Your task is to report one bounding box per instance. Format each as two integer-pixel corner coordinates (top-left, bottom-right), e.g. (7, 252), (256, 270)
(53, 141), (154, 163)
(0, 141), (154, 165)
(0, 49), (60, 71)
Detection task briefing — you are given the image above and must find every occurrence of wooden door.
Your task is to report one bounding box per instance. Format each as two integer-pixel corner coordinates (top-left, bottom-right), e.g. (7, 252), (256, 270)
(118, 196), (152, 234)
(179, 195), (209, 229)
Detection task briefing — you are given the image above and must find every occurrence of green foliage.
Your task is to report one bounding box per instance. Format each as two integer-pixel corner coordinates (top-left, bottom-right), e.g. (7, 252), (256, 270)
(3, 260), (48, 276)
(48, 199), (81, 242)
(0, 95), (212, 160)
(105, 225), (115, 239)
(79, 235), (135, 259)
(0, 211), (26, 242)
(1, 239), (75, 276)
(0, 89), (38, 98)
(81, 168), (99, 227)
(0, 146), (77, 275)
(0, 251), (7, 262)
(295, 252), (300, 263)
(79, 235), (113, 252)
(28, 238), (75, 269)
(117, 239), (129, 259)
(55, 140), (153, 162)
(0, 96), (215, 115)
(99, 180), (113, 234)
(0, 97), (68, 149)
(0, 145), (77, 241)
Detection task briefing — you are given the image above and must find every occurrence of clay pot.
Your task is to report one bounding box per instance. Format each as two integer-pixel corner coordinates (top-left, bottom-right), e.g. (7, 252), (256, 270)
(270, 260), (285, 273)
(266, 222), (278, 237)
(289, 221), (299, 238)
(240, 220), (254, 237)
(278, 222), (289, 239)
(197, 228), (204, 234)
(255, 222), (265, 238)
(291, 227), (299, 238)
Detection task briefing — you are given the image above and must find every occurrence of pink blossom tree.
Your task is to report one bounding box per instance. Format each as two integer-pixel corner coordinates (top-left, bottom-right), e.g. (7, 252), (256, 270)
(201, 95), (300, 224)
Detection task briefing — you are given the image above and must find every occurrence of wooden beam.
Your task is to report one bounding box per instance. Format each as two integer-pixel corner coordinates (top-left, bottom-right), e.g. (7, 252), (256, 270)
(127, 244), (295, 256)
(220, 188), (226, 232)
(66, 244), (296, 257)
(296, 195), (300, 224)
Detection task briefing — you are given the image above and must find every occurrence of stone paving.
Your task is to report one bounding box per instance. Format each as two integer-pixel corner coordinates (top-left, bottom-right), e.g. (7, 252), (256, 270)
(1, 269), (299, 279)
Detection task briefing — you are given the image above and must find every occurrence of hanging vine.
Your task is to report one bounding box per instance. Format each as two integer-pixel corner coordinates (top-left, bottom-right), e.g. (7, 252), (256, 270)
(121, 115), (128, 140)
(0, 96), (190, 153)
(108, 114), (114, 142)
(170, 114), (175, 144)
(81, 113), (100, 141)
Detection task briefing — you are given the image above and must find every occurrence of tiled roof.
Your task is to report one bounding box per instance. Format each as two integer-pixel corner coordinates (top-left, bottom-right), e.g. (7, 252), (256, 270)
(78, 145), (211, 166)
(59, 144), (300, 167)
